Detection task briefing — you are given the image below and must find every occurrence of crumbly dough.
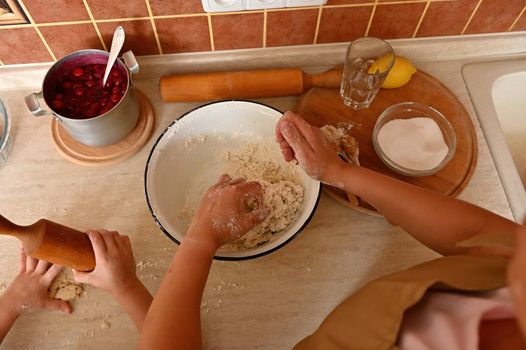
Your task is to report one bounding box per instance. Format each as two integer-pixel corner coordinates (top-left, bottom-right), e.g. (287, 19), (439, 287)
(228, 179), (304, 249)
(48, 269), (83, 302)
(181, 141), (305, 250)
(223, 143), (304, 249)
(321, 124), (361, 205)
(321, 124), (360, 166)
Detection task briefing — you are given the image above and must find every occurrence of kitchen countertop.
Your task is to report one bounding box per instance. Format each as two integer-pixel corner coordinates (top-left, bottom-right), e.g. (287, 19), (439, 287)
(0, 34), (519, 349)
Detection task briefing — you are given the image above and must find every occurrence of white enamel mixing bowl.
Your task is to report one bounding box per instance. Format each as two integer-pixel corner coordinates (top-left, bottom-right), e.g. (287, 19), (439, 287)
(144, 101), (321, 260)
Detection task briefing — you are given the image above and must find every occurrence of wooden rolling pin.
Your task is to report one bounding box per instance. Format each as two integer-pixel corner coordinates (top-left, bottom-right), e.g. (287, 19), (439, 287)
(0, 215), (95, 271)
(160, 67), (343, 102)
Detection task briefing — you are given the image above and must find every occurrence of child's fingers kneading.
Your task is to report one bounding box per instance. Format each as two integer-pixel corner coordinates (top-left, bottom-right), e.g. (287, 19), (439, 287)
(72, 269), (90, 285)
(44, 298), (72, 314)
(35, 259), (50, 274)
(18, 246), (27, 274)
(42, 264), (63, 286)
(88, 230), (107, 257)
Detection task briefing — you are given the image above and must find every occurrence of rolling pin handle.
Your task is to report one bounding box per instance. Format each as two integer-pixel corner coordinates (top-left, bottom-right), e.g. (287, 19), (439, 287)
(303, 67), (344, 90)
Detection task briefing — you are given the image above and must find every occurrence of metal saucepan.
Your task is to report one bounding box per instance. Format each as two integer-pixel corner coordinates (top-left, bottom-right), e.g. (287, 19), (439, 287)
(25, 49), (140, 147)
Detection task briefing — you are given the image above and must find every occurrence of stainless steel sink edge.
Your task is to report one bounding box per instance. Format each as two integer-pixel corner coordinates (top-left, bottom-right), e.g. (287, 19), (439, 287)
(462, 60), (526, 222)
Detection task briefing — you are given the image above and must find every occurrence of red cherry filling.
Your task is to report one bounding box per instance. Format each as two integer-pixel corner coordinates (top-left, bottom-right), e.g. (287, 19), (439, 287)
(50, 63), (127, 119)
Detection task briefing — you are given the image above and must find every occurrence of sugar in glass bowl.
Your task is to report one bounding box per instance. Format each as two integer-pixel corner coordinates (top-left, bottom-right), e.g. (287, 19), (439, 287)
(372, 102), (457, 177)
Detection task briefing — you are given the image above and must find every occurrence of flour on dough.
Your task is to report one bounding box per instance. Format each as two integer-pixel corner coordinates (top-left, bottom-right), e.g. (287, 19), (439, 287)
(230, 179), (304, 249)
(224, 142), (305, 249)
(181, 141), (305, 250)
(48, 269), (83, 302)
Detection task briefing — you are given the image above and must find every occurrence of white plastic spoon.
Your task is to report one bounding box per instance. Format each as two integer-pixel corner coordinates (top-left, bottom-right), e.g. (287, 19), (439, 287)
(102, 26), (125, 87)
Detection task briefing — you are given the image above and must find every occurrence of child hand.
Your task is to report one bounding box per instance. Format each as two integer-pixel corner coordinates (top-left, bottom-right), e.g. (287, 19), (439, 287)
(186, 174), (271, 250)
(73, 230), (139, 297)
(276, 111), (346, 184)
(0, 246), (72, 319)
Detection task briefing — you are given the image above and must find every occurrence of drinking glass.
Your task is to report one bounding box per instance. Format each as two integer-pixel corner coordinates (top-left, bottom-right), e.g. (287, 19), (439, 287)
(340, 37), (394, 110)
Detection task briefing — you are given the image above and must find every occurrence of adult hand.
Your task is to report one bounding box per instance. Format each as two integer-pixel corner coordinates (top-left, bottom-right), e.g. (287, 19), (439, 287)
(186, 174), (271, 250)
(275, 111), (347, 184)
(73, 230), (139, 297)
(0, 247), (71, 319)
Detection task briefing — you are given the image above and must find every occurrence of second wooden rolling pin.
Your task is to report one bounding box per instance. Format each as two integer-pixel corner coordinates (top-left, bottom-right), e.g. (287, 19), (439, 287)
(0, 215), (95, 271)
(160, 67), (343, 102)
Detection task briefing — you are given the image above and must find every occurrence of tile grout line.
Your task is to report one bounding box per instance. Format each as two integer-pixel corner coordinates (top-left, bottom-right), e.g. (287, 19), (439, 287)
(95, 17), (151, 23)
(412, 0), (431, 38)
(262, 9), (267, 48)
(36, 20), (91, 27)
(313, 5), (323, 44)
(144, 0), (163, 54)
(461, 0), (483, 35)
(82, 0), (108, 51)
(207, 14), (215, 51)
(508, 4), (526, 31)
(17, 0), (56, 61)
(364, 0), (378, 36)
(0, 1), (459, 30)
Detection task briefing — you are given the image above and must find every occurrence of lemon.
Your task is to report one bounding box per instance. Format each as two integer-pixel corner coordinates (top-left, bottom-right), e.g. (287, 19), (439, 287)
(368, 54), (417, 89)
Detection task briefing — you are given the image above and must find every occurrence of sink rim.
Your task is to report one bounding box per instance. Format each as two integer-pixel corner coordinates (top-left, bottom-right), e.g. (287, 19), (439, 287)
(462, 58), (526, 222)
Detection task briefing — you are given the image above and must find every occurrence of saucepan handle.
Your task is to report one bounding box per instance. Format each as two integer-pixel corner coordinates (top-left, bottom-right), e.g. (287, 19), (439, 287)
(122, 50), (139, 75)
(24, 92), (52, 117)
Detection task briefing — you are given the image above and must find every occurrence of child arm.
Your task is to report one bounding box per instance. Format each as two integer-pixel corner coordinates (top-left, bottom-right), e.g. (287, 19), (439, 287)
(0, 247), (71, 344)
(137, 175), (270, 350)
(73, 230), (152, 330)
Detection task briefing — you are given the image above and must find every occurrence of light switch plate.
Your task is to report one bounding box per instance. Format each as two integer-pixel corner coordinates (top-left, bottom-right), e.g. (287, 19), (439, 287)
(201, 0), (325, 12)
(246, 0), (286, 10)
(286, 0), (326, 7)
(202, 0), (245, 13)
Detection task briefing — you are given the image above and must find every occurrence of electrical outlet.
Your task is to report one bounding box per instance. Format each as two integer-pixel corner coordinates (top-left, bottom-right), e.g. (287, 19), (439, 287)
(286, 0), (326, 8)
(246, 0), (286, 10)
(202, 0), (245, 13)
(201, 0), (325, 12)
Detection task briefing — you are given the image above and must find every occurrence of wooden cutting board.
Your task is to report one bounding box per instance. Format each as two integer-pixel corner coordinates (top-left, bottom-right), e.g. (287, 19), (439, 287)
(294, 70), (477, 215)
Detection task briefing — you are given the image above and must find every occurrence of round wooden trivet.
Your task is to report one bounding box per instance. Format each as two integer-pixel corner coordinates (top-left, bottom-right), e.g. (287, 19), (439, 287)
(51, 90), (154, 166)
(295, 70), (478, 216)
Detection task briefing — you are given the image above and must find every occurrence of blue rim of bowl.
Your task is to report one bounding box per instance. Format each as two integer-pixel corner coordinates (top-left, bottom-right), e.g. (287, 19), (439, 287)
(144, 100), (322, 261)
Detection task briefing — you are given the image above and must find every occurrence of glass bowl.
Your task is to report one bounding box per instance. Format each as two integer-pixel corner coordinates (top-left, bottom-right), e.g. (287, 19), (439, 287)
(0, 97), (12, 170)
(372, 102), (457, 177)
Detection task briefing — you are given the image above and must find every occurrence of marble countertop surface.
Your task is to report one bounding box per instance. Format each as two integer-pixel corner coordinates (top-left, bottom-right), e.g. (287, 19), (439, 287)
(0, 34), (519, 349)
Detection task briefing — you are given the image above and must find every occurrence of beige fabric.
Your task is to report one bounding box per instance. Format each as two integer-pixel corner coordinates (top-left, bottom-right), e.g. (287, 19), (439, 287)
(294, 233), (514, 350)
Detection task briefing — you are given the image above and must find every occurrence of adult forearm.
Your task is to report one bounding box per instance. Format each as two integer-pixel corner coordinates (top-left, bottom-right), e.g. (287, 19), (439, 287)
(339, 165), (518, 255)
(137, 239), (215, 350)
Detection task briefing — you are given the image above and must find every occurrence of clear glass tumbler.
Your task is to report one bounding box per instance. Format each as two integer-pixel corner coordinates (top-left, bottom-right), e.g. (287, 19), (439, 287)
(340, 37), (394, 110)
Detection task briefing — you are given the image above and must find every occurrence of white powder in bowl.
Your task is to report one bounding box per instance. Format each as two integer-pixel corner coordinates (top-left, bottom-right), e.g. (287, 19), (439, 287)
(377, 117), (449, 171)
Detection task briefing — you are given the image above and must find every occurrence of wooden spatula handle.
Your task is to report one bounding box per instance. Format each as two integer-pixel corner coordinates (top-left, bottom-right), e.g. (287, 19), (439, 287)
(0, 215), (95, 271)
(160, 67), (343, 102)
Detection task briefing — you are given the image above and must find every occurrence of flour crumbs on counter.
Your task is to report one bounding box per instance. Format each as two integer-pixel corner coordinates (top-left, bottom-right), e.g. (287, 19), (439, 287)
(100, 319), (111, 330)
